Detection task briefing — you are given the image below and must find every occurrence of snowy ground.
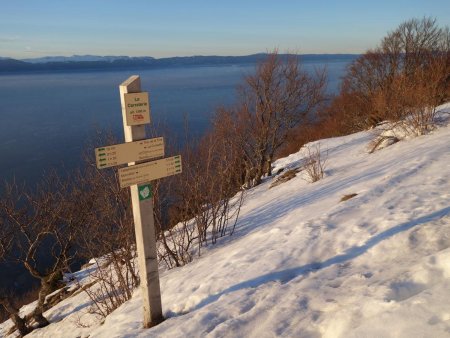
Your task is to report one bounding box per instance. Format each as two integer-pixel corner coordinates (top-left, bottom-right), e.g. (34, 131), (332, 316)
(1, 103), (450, 338)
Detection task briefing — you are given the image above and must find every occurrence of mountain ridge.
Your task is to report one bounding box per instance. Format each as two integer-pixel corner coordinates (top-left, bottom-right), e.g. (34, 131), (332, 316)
(0, 54), (359, 73)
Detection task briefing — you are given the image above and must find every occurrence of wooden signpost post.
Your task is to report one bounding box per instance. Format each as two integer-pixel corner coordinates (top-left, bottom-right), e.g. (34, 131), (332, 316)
(95, 75), (182, 328)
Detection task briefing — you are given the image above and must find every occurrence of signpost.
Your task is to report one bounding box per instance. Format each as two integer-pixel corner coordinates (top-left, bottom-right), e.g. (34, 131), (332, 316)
(124, 91), (151, 125)
(94, 137), (164, 169)
(118, 155), (182, 188)
(93, 75), (182, 328)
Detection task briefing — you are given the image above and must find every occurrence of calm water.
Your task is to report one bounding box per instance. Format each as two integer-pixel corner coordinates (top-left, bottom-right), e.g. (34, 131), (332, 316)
(0, 60), (349, 185)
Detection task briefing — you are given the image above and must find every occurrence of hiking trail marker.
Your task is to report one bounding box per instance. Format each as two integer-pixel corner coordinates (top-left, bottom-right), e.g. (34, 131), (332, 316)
(138, 184), (152, 201)
(95, 75), (182, 328)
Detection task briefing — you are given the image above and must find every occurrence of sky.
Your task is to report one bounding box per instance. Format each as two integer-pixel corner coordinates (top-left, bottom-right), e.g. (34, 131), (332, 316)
(1, 0), (449, 59)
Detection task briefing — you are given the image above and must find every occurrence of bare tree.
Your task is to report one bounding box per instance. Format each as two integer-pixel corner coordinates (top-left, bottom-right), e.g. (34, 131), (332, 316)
(336, 17), (449, 132)
(372, 56), (447, 135)
(219, 52), (327, 187)
(0, 295), (30, 337)
(0, 176), (79, 333)
(382, 17), (448, 77)
(155, 120), (246, 268)
(0, 208), (31, 337)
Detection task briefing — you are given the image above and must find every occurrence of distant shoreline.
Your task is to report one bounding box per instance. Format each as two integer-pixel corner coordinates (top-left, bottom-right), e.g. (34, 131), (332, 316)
(0, 54), (359, 74)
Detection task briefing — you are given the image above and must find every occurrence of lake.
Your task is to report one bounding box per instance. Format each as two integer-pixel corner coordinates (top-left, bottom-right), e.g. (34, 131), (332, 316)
(0, 59), (350, 186)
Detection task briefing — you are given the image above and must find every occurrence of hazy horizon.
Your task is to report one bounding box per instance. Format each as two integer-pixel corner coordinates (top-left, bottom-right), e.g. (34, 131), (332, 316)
(1, 1), (449, 59)
(5, 52), (361, 61)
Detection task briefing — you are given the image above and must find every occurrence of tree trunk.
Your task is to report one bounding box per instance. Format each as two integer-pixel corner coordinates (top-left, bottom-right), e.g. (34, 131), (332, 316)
(31, 276), (56, 328)
(253, 155), (266, 186)
(0, 297), (30, 337)
(266, 158), (272, 177)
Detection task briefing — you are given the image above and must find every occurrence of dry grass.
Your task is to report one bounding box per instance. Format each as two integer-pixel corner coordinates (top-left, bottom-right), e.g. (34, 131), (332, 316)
(269, 168), (300, 189)
(368, 135), (400, 153)
(303, 144), (327, 183)
(340, 193), (358, 202)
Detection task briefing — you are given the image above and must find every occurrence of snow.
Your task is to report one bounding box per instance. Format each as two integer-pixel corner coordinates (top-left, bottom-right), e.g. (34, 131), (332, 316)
(1, 103), (450, 338)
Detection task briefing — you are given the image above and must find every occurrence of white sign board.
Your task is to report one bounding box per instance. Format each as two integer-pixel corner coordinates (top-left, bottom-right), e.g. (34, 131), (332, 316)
(95, 137), (164, 169)
(124, 92), (151, 126)
(118, 155), (182, 188)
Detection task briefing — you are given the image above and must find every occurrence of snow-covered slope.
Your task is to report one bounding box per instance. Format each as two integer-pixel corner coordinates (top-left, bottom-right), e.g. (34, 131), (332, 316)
(2, 104), (450, 338)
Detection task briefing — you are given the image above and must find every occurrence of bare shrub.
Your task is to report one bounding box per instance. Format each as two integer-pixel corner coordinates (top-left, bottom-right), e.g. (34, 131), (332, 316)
(156, 124), (246, 269)
(303, 144), (327, 183)
(157, 217), (196, 269)
(372, 57), (447, 136)
(155, 173), (197, 269)
(76, 253), (138, 318)
(70, 134), (139, 318)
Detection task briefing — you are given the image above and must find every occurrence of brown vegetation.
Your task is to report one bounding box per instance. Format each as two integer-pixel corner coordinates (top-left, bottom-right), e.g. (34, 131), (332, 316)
(279, 17), (449, 157)
(213, 51), (327, 188)
(335, 17), (449, 135)
(269, 168), (300, 189)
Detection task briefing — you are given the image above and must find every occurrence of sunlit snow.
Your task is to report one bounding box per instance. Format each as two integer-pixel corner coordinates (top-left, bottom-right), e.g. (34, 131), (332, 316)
(2, 103), (450, 338)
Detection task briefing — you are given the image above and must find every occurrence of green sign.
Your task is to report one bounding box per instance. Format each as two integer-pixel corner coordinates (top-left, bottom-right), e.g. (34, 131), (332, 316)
(138, 184), (152, 201)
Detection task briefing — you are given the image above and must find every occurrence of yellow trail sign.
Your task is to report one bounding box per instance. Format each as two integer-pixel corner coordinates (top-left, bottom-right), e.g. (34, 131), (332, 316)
(118, 155), (182, 188)
(95, 137), (164, 169)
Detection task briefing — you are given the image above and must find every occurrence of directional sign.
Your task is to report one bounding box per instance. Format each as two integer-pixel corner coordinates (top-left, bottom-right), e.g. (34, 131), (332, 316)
(124, 92), (151, 126)
(95, 137), (164, 169)
(118, 155), (182, 188)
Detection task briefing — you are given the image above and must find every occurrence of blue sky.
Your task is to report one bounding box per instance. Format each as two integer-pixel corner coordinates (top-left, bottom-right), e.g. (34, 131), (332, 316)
(1, 0), (449, 59)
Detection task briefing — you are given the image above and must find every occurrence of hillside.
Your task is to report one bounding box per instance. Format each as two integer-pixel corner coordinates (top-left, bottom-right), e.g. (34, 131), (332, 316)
(1, 103), (449, 338)
(0, 54), (358, 73)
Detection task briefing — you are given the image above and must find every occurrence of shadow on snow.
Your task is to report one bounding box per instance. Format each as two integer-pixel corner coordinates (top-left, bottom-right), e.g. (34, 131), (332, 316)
(179, 206), (450, 315)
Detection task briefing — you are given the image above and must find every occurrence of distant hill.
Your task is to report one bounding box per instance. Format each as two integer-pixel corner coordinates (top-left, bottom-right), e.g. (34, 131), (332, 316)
(0, 54), (359, 73)
(0, 58), (35, 72)
(21, 55), (143, 63)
